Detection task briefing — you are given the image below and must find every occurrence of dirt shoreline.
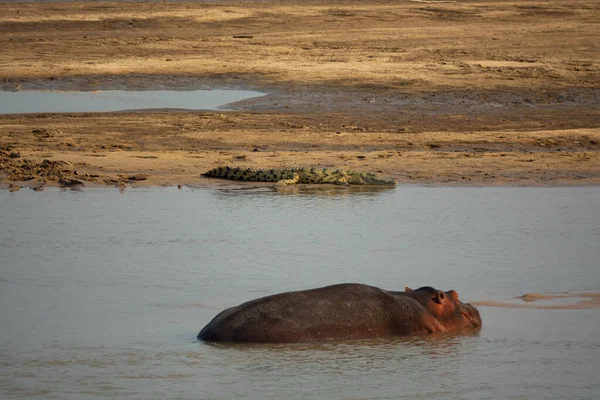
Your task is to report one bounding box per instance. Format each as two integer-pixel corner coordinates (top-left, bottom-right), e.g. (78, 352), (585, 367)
(1, 0), (599, 189)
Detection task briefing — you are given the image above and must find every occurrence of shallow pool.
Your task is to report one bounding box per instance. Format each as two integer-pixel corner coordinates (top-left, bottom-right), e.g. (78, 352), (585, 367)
(0, 89), (265, 114)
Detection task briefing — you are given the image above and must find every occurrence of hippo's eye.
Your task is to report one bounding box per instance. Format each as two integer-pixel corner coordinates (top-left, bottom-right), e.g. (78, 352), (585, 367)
(448, 290), (459, 301)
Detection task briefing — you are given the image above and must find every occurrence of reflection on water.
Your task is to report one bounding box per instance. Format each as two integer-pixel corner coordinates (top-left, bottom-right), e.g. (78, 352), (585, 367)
(0, 89), (265, 114)
(0, 186), (599, 399)
(207, 184), (397, 202)
(204, 330), (479, 353)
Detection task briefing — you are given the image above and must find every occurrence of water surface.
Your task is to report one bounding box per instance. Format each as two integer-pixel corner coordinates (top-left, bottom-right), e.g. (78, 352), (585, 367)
(0, 89), (265, 114)
(1, 186), (599, 399)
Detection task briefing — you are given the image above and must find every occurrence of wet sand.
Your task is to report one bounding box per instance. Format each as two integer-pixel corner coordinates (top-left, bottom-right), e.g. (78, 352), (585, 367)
(1, 0), (599, 189)
(473, 292), (600, 310)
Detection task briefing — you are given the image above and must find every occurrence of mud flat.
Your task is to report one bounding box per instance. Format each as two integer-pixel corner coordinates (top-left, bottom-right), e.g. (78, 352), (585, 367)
(1, 0), (599, 188)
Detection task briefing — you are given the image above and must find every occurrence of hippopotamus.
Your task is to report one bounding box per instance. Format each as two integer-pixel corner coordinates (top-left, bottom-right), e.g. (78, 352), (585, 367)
(197, 283), (481, 343)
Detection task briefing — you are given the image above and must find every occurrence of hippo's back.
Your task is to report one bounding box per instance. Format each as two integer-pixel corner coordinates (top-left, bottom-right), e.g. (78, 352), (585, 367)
(198, 283), (404, 342)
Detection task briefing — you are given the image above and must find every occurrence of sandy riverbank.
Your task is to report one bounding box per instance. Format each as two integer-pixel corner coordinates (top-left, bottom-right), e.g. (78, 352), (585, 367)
(1, 0), (598, 189)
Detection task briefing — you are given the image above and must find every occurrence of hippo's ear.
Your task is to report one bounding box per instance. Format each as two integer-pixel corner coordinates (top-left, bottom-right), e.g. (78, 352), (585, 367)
(434, 291), (448, 304)
(405, 287), (414, 292)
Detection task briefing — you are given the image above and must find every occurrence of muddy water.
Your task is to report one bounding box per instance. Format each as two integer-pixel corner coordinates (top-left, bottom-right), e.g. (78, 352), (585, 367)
(1, 186), (599, 399)
(0, 90), (265, 114)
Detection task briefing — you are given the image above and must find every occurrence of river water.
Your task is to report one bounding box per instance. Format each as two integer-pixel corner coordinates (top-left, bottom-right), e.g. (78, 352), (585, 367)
(1, 186), (599, 399)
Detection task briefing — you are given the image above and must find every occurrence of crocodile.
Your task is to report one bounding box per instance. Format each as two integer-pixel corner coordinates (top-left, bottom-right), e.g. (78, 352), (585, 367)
(201, 166), (397, 186)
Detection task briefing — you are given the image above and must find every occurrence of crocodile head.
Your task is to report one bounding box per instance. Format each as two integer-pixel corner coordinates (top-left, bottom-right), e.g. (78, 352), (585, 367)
(347, 172), (397, 185)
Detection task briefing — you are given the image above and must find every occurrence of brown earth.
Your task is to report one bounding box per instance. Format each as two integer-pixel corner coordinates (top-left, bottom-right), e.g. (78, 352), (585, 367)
(0, 0), (599, 189)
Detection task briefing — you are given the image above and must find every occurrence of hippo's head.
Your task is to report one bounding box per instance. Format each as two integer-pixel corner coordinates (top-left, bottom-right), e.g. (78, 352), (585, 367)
(405, 286), (482, 331)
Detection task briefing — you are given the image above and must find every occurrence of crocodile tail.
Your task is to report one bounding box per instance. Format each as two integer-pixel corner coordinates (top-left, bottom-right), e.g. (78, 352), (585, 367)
(202, 166), (254, 180)
(202, 166), (294, 182)
(202, 166), (234, 178)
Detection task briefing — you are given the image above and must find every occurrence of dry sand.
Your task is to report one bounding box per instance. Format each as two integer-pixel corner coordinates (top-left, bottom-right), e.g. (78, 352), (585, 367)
(1, 0), (598, 189)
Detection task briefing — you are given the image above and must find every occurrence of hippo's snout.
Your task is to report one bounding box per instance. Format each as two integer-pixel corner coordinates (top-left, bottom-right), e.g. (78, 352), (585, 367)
(461, 303), (482, 328)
